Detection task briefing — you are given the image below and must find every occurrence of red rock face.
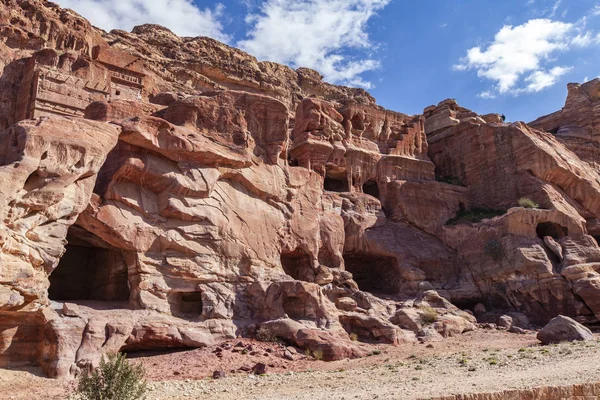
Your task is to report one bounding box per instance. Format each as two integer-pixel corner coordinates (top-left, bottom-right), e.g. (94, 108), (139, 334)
(2, 0), (600, 380)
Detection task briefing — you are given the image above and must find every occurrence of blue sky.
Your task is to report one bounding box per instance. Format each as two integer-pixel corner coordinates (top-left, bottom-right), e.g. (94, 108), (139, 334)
(54, 0), (600, 122)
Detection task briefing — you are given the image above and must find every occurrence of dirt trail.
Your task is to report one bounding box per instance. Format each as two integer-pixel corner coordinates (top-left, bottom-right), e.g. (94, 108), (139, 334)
(2, 331), (600, 400)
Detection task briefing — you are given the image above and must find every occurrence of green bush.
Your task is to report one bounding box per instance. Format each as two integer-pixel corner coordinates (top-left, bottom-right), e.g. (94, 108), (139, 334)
(75, 353), (147, 400)
(518, 198), (539, 209)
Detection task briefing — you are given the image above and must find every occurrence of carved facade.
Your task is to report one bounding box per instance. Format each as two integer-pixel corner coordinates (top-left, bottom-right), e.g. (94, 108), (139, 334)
(15, 46), (146, 122)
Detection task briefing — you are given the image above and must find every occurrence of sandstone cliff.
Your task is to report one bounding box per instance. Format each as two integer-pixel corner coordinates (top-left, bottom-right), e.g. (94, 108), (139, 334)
(1, 0), (600, 379)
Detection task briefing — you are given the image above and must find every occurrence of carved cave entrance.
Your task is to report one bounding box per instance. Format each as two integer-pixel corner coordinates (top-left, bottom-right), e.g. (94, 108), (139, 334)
(536, 222), (568, 240)
(48, 230), (130, 303)
(324, 176), (349, 193)
(281, 249), (316, 282)
(362, 180), (380, 199)
(170, 292), (204, 318)
(343, 254), (402, 295)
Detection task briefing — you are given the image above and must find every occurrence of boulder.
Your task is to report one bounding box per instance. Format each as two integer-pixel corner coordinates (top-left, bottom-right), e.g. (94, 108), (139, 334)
(497, 315), (513, 329)
(537, 315), (594, 345)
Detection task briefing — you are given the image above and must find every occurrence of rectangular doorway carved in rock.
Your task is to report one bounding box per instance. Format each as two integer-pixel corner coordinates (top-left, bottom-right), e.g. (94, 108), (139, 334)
(48, 230), (130, 302)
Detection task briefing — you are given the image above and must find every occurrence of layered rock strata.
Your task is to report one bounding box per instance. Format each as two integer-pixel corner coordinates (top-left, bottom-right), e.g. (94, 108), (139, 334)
(2, 0), (600, 380)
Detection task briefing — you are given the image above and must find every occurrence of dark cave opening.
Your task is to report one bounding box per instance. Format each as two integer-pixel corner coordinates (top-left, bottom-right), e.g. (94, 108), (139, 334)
(324, 176), (349, 192)
(49, 244), (130, 302)
(281, 249), (316, 282)
(351, 115), (365, 131)
(172, 292), (204, 317)
(536, 222), (568, 240)
(548, 127), (560, 135)
(343, 254), (401, 295)
(362, 180), (380, 199)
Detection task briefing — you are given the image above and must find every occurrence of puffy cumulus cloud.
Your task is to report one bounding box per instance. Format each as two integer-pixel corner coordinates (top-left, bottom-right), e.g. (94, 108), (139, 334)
(523, 66), (573, 92)
(455, 19), (595, 97)
(238, 0), (390, 89)
(53, 0), (229, 41)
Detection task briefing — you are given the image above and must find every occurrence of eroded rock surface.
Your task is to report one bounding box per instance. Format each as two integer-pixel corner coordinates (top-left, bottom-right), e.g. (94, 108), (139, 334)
(2, 0), (600, 380)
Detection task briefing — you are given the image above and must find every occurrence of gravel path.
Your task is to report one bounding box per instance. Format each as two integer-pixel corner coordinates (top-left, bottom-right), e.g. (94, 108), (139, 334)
(147, 339), (600, 400)
(2, 331), (600, 400)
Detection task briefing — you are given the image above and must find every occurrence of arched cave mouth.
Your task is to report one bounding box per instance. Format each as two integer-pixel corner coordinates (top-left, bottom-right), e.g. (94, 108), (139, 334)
(343, 254), (402, 295)
(536, 222), (568, 240)
(362, 180), (380, 199)
(48, 229), (130, 303)
(281, 249), (316, 282)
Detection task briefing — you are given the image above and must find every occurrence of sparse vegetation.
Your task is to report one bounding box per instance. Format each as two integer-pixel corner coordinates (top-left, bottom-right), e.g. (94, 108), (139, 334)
(446, 208), (507, 225)
(350, 332), (359, 342)
(313, 349), (324, 361)
(74, 353), (147, 400)
(518, 197), (539, 209)
(419, 305), (439, 325)
(256, 325), (280, 343)
(484, 239), (504, 261)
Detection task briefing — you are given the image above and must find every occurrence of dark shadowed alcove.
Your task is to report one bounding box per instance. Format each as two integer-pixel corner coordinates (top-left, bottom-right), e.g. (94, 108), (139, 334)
(536, 222), (568, 240)
(343, 253), (401, 295)
(324, 176), (349, 192)
(362, 180), (380, 199)
(49, 244), (130, 301)
(280, 249), (316, 282)
(49, 228), (130, 302)
(170, 292), (204, 317)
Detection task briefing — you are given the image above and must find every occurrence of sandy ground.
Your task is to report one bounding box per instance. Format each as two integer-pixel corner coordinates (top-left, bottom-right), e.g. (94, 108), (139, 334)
(2, 330), (600, 399)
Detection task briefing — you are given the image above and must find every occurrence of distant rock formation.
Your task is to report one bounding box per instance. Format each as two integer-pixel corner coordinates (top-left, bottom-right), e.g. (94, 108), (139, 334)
(2, 0), (600, 379)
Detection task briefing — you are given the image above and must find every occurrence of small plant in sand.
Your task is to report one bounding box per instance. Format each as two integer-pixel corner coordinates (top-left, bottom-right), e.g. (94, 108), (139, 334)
(419, 305), (439, 324)
(312, 349), (324, 361)
(255, 325), (279, 343)
(75, 353), (147, 400)
(350, 332), (359, 342)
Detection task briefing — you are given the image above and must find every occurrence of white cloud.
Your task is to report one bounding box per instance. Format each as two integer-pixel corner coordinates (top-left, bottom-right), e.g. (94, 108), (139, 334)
(547, 0), (562, 18)
(238, 0), (390, 89)
(592, 4), (600, 16)
(572, 31), (593, 47)
(454, 19), (592, 96)
(522, 66), (572, 92)
(53, 0), (229, 41)
(478, 91), (496, 100)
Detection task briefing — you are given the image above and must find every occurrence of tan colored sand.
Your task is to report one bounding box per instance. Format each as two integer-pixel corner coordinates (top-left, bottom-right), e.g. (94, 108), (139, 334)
(2, 330), (600, 400)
